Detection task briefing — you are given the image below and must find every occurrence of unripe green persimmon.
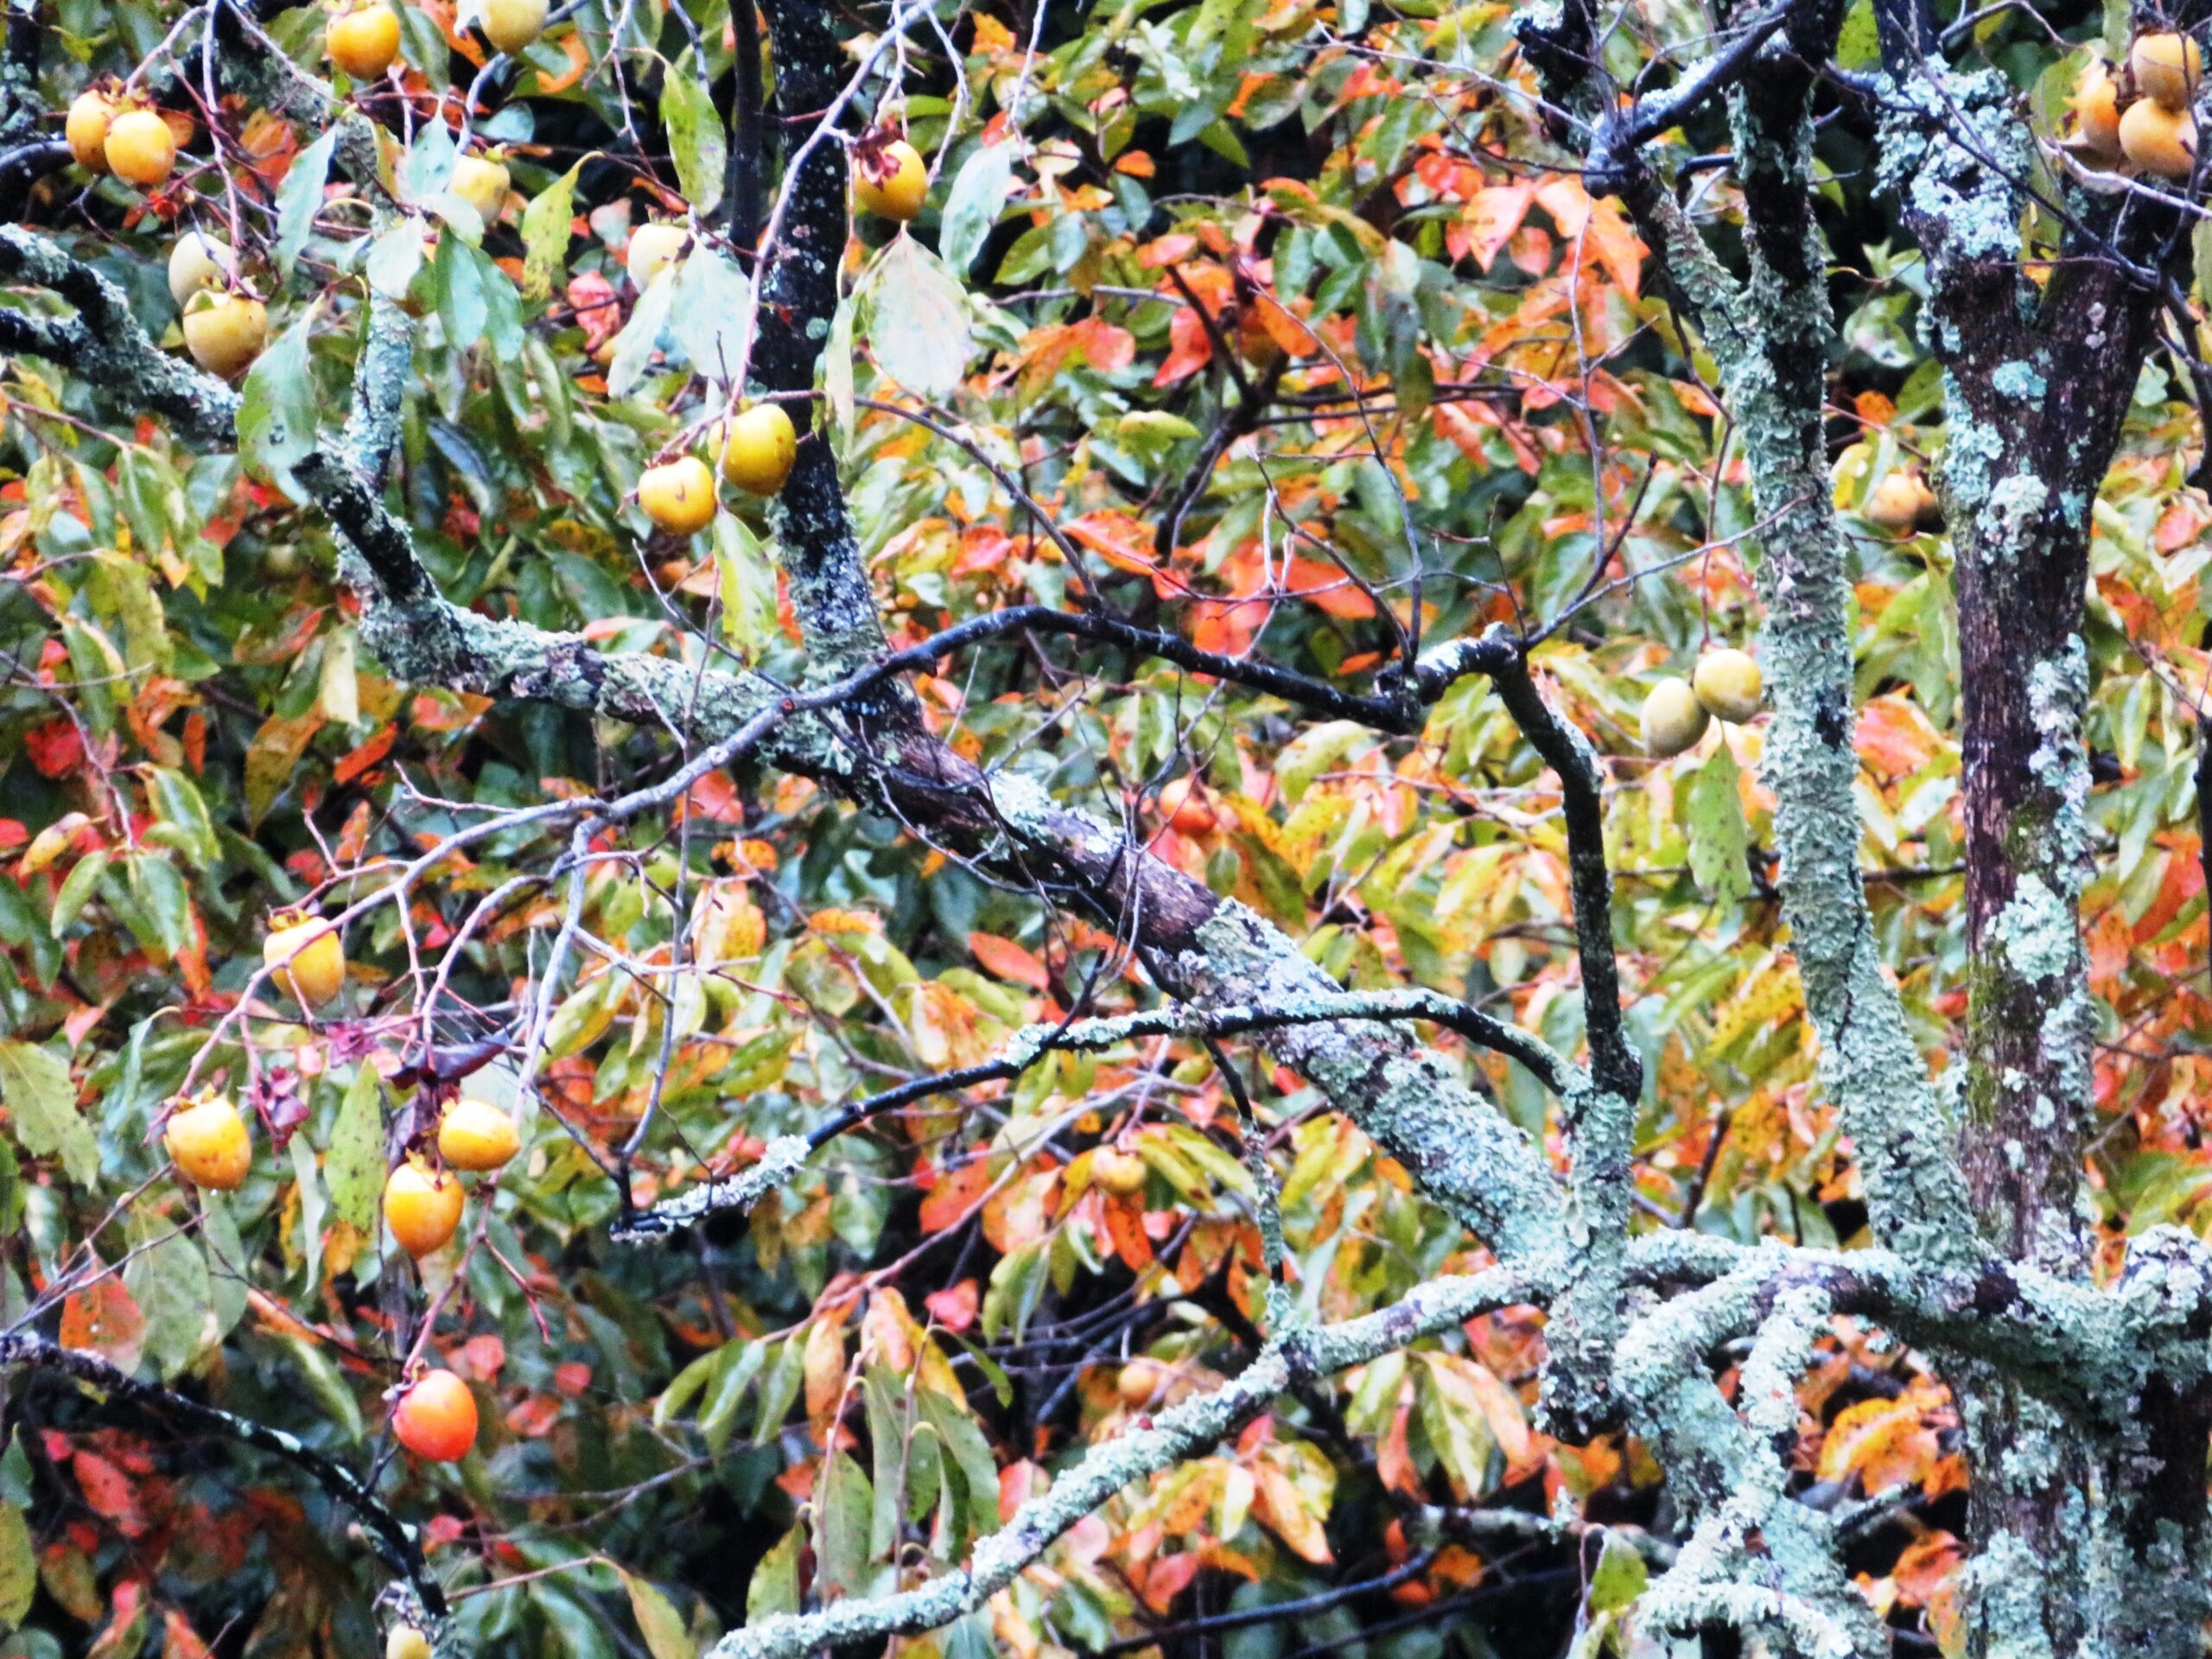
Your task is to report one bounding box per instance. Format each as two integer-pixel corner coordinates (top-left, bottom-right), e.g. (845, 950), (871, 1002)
(1641, 677), (1710, 759)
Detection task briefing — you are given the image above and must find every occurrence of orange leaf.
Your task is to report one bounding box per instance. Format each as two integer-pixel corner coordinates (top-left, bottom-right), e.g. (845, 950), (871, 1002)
(333, 724), (395, 785)
(1102, 1192), (1154, 1272)
(1376, 1402), (1420, 1496)
(162, 1611), (213, 1659)
(1152, 304), (1214, 387)
(918, 1156), (995, 1233)
(1141, 1551), (1200, 1612)
(1890, 1533), (1963, 1609)
(1462, 183), (1535, 271)
(968, 931), (1050, 991)
(1251, 1455), (1333, 1564)
(923, 1279), (979, 1333)
(1817, 1394), (1940, 1494)
(1066, 511), (1162, 575)
(1283, 555), (1376, 620)
(60, 1281), (145, 1373)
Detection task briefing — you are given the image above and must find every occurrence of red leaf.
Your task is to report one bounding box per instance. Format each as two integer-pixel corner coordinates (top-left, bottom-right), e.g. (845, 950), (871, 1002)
(923, 1279), (979, 1333)
(25, 718), (83, 779)
(73, 1449), (149, 1537)
(456, 1334), (506, 1382)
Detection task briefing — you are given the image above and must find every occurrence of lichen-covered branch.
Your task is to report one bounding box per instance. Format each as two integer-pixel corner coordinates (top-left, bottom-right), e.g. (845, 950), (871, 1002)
(706, 1265), (1531, 1659)
(617, 986), (1584, 1237)
(1523, 0), (1980, 1281)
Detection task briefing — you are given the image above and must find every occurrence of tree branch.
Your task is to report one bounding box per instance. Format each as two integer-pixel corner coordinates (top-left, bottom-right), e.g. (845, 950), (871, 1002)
(708, 1267), (1531, 1659)
(0, 1332), (447, 1627)
(615, 987), (1581, 1238)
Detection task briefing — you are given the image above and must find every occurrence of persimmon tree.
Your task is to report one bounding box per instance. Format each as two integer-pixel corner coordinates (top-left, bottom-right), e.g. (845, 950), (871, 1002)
(1, 0), (2212, 1656)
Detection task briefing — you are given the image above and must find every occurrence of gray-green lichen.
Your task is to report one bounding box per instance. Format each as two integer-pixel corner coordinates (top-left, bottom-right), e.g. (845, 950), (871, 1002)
(1991, 359), (2047, 402)
(1993, 874), (2075, 983)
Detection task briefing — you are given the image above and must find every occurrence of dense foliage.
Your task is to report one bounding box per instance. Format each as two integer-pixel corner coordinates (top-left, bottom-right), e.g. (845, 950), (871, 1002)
(0, 0), (2209, 1656)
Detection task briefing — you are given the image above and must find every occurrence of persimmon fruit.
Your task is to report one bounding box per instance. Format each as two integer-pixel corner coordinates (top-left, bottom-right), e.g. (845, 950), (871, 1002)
(712, 404), (798, 495)
(166, 1094), (251, 1190)
(855, 139), (927, 220)
(1693, 649), (1764, 724)
(392, 1370), (478, 1461)
(263, 911), (343, 1008)
(1641, 677), (1709, 759)
(639, 456), (717, 535)
(384, 1159), (465, 1257)
(438, 1096), (520, 1172)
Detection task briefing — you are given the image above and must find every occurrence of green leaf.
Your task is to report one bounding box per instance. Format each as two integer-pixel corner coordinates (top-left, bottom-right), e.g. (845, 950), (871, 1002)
(942, 1330), (1013, 1408)
(238, 307), (320, 493)
(147, 768), (217, 868)
(51, 849), (111, 935)
(435, 226), (487, 353)
(746, 1525), (803, 1622)
(124, 1203), (213, 1381)
(1835, 0), (1879, 68)
(128, 853), (194, 962)
(86, 551), (171, 675)
(199, 1194), (249, 1344)
(607, 268), (675, 399)
(865, 236), (972, 399)
(811, 1450), (874, 1599)
(0, 1434), (30, 1508)
(618, 1569), (695, 1659)
(114, 448), (184, 580)
(655, 1345), (722, 1430)
(400, 117), (457, 201)
(522, 159), (587, 301)
(291, 1133), (327, 1295)
(0, 1043), (97, 1188)
(862, 1367), (906, 1558)
(915, 1388), (1000, 1544)
(944, 1615), (996, 1659)
(275, 128), (338, 277)
(431, 235), (526, 367)
(696, 1338), (765, 1455)
(325, 1065), (385, 1235)
(0, 1503), (30, 1630)
(711, 516), (778, 657)
(754, 1334), (803, 1444)
(669, 247), (753, 386)
(281, 1331), (363, 1442)
(468, 238), (525, 356)
(824, 289), (856, 448)
(0, 1141), (21, 1240)
(366, 216), (428, 299)
(940, 142), (1014, 274)
(1417, 1352), (1497, 1502)
(1687, 740), (1751, 906)
(661, 50), (725, 216)
(1587, 1532), (1648, 1615)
